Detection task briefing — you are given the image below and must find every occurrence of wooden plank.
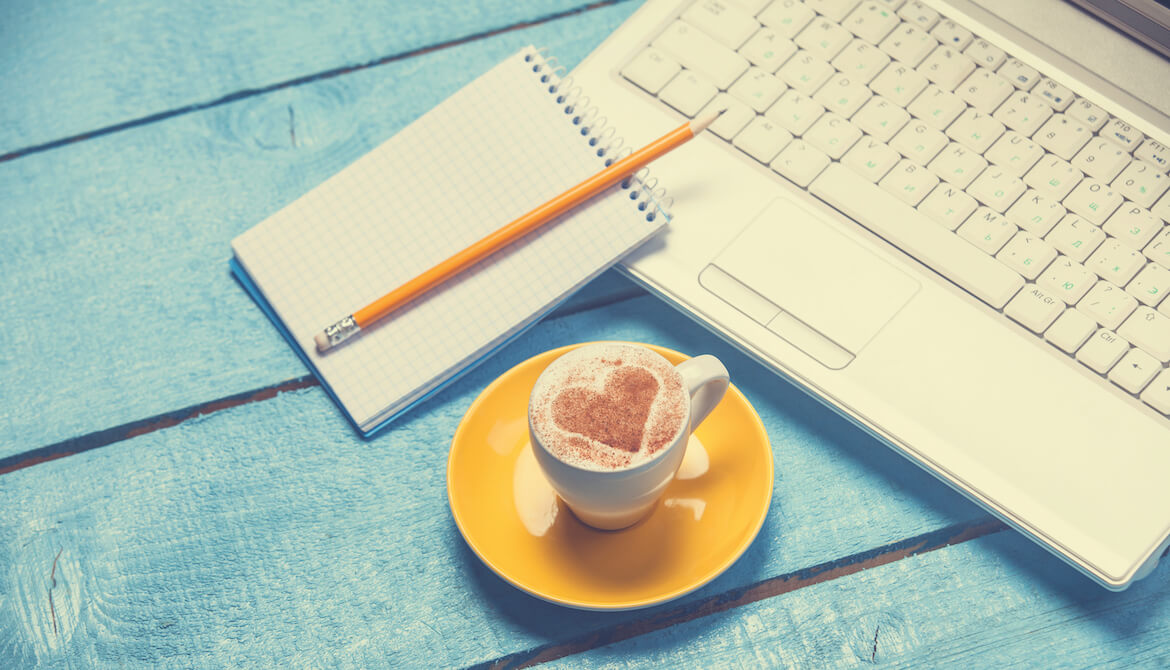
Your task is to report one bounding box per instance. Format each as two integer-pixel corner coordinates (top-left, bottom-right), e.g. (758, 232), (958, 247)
(0, 0), (620, 156)
(535, 531), (1170, 668)
(0, 2), (641, 457)
(0, 296), (990, 668)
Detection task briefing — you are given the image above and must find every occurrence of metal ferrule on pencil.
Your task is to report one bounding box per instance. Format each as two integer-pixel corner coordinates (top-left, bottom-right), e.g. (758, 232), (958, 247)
(323, 315), (361, 348)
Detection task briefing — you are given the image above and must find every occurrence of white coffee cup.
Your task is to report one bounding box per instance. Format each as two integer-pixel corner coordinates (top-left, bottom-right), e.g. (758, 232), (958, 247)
(528, 342), (729, 530)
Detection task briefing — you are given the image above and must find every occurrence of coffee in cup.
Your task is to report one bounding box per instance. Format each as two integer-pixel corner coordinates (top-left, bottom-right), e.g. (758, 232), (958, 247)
(528, 342), (729, 530)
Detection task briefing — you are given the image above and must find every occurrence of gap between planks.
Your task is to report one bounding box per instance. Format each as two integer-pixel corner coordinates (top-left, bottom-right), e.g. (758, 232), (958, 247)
(0, 0), (627, 164)
(473, 518), (1009, 669)
(0, 288), (645, 477)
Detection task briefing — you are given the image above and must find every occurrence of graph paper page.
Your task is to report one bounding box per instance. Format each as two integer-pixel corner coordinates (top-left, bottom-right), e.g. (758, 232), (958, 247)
(232, 47), (666, 430)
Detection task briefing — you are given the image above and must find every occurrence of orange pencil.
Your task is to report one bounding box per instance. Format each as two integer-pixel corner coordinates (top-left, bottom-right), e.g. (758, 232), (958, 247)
(314, 109), (722, 353)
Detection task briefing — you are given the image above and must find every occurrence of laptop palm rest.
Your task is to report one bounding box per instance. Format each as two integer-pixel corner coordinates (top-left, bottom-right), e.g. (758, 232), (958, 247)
(699, 198), (919, 370)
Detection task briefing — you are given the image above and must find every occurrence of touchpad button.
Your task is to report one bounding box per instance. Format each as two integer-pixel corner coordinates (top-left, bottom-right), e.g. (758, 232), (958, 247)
(709, 198), (918, 357)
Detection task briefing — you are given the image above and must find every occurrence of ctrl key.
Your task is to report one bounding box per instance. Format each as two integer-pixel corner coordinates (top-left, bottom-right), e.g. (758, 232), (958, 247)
(1075, 328), (1129, 374)
(1140, 369), (1170, 415)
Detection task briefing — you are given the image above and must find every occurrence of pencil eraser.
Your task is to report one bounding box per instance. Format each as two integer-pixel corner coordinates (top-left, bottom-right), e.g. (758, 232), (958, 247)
(314, 332), (332, 353)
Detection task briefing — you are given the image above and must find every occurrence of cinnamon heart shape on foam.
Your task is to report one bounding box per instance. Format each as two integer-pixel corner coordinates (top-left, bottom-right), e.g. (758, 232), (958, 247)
(551, 366), (660, 453)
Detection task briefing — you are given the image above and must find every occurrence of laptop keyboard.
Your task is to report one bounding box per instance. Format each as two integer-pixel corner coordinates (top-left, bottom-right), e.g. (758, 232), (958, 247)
(620, 0), (1170, 418)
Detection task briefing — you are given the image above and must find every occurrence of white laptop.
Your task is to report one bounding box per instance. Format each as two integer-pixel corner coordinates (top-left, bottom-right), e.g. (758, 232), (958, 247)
(567, 0), (1170, 589)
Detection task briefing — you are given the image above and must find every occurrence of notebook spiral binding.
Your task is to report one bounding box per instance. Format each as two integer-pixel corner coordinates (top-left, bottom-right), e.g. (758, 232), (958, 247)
(525, 48), (673, 223)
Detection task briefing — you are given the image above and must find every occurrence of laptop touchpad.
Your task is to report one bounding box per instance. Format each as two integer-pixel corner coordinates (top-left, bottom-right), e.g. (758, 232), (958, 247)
(700, 198), (918, 369)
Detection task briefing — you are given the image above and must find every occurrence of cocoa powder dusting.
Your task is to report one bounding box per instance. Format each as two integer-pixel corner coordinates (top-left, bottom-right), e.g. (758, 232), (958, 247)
(551, 366), (659, 453)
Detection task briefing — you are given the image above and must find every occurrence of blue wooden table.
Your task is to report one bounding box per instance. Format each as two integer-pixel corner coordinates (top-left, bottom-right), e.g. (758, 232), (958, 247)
(3, 1), (1169, 667)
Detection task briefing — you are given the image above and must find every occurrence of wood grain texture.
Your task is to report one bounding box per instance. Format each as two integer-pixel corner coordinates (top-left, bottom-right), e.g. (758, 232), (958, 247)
(540, 531), (1170, 669)
(0, 0), (623, 156)
(0, 2), (640, 457)
(0, 296), (992, 668)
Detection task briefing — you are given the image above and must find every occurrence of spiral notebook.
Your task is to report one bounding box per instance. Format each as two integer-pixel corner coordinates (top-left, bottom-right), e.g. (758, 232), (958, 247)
(230, 46), (670, 436)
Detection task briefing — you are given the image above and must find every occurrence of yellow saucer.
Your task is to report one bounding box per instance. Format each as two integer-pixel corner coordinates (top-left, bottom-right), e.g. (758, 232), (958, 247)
(447, 342), (773, 611)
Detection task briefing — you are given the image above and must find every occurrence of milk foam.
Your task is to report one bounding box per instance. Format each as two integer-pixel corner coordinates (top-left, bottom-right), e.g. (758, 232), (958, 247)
(530, 344), (689, 471)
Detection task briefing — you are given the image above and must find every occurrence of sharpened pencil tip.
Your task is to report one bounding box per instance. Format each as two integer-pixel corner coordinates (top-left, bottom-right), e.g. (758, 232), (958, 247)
(689, 109), (722, 135)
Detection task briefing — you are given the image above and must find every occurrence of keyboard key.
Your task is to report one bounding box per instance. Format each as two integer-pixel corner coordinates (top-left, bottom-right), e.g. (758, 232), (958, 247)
(726, 0), (772, 13)
(1034, 76), (1074, 111)
(1045, 308), (1096, 353)
(992, 90), (1053, 137)
(1067, 97), (1109, 132)
(963, 38), (1006, 70)
(907, 85), (965, 130)
(912, 44), (978, 92)
(1005, 284), (1064, 333)
(1113, 160), (1169, 208)
(1145, 225), (1170, 268)
(890, 118), (948, 164)
(1104, 205), (1162, 250)
(1034, 114), (1092, 160)
(1072, 138), (1130, 182)
(985, 131), (1044, 177)
(1023, 156), (1081, 200)
(1078, 280), (1137, 330)
(1101, 118), (1143, 153)
(853, 96), (910, 141)
(776, 49), (835, 94)
(813, 163), (1025, 307)
(622, 47), (682, 94)
(1006, 189), (1065, 235)
(803, 112), (862, 158)
(807, 0), (862, 22)
(653, 21), (750, 88)
(765, 89), (826, 134)
(956, 68), (1013, 113)
(813, 72), (873, 116)
(795, 17), (853, 60)
(997, 58), (1040, 90)
(738, 28), (799, 73)
(928, 142), (987, 189)
(1062, 179), (1122, 226)
(771, 139), (831, 186)
(879, 158), (939, 206)
(758, 0), (816, 38)
(920, 182), (978, 230)
(997, 231), (1056, 279)
(1118, 306), (1170, 361)
(1155, 192), (1170, 224)
(1075, 328), (1129, 374)
(897, 0), (939, 29)
(1037, 254), (1095, 304)
(945, 108), (1004, 153)
(831, 39), (891, 83)
(1140, 369), (1170, 415)
(1135, 139), (1170, 173)
(843, 1), (900, 43)
(917, 45), (975, 91)
(733, 116), (794, 163)
(958, 206), (1017, 254)
(842, 135), (900, 181)
(869, 61), (928, 106)
(1126, 263), (1170, 306)
(1108, 348), (1161, 393)
(659, 70), (719, 116)
(698, 94), (755, 139)
(1087, 238), (1147, 286)
(878, 22), (937, 66)
(1045, 214), (1105, 262)
(967, 167), (1025, 212)
(683, 0), (761, 49)
(729, 66), (787, 111)
(930, 19), (973, 51)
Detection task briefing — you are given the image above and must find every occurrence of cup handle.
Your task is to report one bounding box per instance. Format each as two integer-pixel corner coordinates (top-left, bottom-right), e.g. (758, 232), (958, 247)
(675, 354), (730, 432)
